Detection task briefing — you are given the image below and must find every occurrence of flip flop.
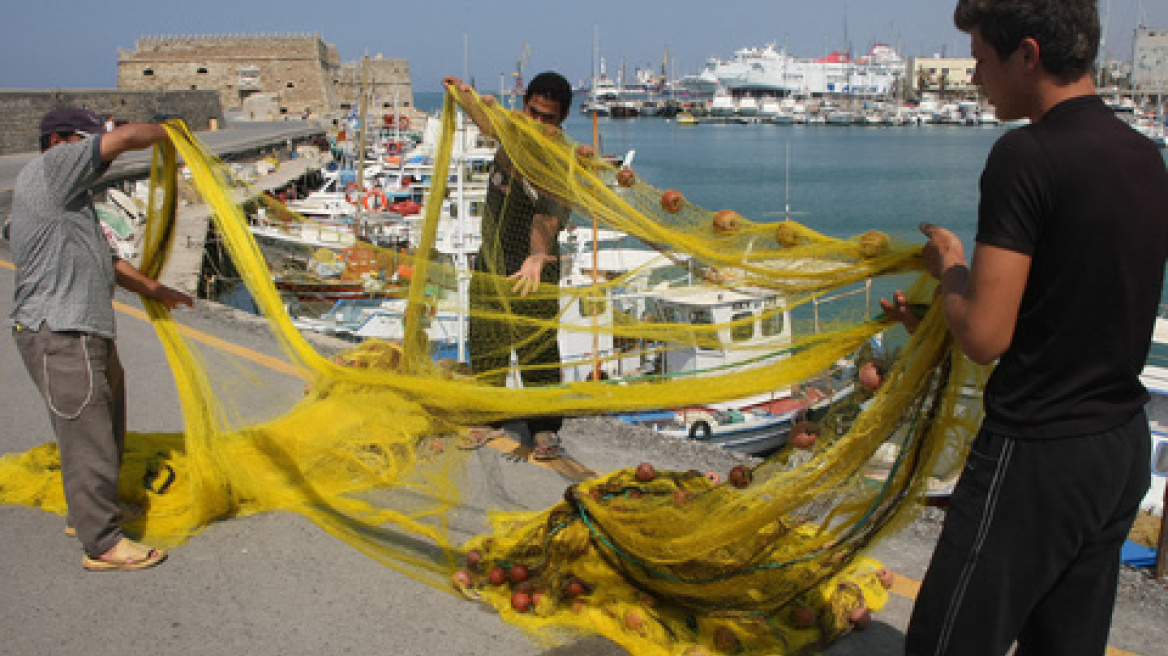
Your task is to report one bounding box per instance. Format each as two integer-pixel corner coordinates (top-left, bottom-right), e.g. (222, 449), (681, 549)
(82, 538), (167, 572)
(532, 431), (565, 461)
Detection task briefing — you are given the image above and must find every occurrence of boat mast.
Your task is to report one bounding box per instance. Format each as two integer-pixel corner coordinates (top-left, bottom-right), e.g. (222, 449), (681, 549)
(593, 25), (600, 91)
(355, 52), (370, 232)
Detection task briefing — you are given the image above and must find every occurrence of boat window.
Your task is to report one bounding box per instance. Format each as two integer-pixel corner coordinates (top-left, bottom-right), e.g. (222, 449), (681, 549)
(613, 307), (635, 326)
(662, 307), (680, 324)
(761, 310), (785, 337)
(690, 309), (721, 349)
(731, 312), (755, 342)
(579, 294), (606, 318)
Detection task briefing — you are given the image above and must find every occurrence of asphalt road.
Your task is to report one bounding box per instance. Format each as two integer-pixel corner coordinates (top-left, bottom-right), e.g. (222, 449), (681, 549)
(0, 236), (1163, 656)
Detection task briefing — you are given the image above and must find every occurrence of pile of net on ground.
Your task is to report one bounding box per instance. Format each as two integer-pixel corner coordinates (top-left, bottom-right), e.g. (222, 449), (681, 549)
(0, 90), (989, 655)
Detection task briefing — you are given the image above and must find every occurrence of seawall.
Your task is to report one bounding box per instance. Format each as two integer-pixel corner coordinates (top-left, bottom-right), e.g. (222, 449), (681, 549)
(0, 89), (223, 155)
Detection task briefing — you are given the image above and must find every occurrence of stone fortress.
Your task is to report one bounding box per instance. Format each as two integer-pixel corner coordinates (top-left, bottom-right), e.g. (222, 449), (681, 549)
(116, 33), (417, 123)
(0, 33), (417, 155)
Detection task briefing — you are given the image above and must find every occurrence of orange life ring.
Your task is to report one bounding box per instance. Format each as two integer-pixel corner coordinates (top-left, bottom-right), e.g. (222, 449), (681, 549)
(386, 141), (401, 155)
(362, 190), (388, 212)
(344, 183), (361, 205)
(398, 115), (411, 129)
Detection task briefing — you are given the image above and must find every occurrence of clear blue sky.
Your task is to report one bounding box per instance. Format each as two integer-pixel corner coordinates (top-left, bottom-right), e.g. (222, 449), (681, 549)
(1, 0), (1163, 92)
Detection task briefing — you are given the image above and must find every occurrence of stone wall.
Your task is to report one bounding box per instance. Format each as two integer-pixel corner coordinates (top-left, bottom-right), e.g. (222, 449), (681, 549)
(1133, 26), (1168, 94)
(0, 89), (223, 155)
(116, 34), (415, 122)
(335, 55), (416, 122)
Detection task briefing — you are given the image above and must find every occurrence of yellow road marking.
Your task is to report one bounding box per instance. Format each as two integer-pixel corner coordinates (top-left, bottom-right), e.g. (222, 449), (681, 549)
(484, 435), (599, 480)
(112, 300), (304, 379)
(889, 566), (1139, 655)
(3, 256), (302, 379)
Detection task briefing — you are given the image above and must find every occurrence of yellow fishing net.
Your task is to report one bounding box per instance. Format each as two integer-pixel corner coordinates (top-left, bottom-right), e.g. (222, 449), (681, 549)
(0, 89), (990, 655)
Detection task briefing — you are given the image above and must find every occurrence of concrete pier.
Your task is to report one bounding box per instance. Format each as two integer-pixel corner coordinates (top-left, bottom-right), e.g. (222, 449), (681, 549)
(159, 154), (325, 296)
(1, 239), (1165, 656)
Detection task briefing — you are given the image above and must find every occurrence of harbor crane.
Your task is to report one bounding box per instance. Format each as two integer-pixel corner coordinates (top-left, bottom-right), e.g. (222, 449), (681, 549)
(511, 43), (530, 109)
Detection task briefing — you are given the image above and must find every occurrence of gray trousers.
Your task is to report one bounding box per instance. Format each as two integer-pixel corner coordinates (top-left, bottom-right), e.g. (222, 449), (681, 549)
(14, 323), (126, 558)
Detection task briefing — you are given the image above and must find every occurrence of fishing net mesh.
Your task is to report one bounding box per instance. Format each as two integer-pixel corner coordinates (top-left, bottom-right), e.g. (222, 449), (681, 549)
(0, 89), (989, 655)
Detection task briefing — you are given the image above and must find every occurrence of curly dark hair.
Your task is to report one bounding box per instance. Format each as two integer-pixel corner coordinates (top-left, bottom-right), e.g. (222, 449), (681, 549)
(953, 0), (1099, 82)
(524, 71), (573, 120)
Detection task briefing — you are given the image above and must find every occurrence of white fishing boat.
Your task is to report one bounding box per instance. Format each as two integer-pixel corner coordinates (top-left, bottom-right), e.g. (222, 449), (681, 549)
(736, 96), (760, 118)
(1138, 316), (1168, 514)
(609, 283), (858, 455)
(623, 367), (854, 455)
(708, 90), (737, 118)
(94, 188), (146, 261)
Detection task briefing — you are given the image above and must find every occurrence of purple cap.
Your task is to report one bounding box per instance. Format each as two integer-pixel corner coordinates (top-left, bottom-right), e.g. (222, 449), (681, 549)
(40, 107), (107, 138)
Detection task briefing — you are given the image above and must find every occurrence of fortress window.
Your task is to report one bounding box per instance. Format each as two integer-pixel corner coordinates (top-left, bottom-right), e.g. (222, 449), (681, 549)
(142, 68), (154, 76)
(286, 82), (295, 88)
(197, 67), (208, 74)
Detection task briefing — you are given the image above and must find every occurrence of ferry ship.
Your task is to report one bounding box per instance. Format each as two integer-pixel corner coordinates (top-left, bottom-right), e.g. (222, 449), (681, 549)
(680, 43), (906, 98)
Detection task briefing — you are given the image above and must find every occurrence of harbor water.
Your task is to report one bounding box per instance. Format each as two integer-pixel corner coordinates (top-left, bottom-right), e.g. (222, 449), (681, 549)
(415, 91), (1168, 317)
(415, 91), (992, 245)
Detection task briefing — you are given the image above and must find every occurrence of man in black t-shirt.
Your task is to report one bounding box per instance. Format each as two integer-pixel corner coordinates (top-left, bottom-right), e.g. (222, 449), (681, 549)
(897, 2), (1168, 655)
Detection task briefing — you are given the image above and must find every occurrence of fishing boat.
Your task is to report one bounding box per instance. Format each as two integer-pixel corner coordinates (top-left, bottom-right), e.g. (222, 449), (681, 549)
(622, 368), (854, 455)
(94, 188), (146, 260)
(1138, 315), (1168, 514)
(610, 283), (858, 455)
(708, 90), (737, 118)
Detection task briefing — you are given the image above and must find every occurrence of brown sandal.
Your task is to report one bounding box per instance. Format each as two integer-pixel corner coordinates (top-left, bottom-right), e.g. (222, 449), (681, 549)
(532, 432), (565, 460)
(458, 427), (505, 450)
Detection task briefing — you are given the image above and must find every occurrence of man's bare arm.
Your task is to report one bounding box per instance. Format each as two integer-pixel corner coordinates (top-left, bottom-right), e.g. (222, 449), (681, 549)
(509, 213), (561, 297)
(114, 259), (194, 310)
(443, 76), (499, 140)
(99, 123), (169, 163)
(922, 224), (1030, 364)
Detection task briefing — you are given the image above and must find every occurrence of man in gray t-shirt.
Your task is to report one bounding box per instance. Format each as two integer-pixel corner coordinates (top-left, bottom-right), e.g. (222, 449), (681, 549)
(9, 107), (192, 571)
